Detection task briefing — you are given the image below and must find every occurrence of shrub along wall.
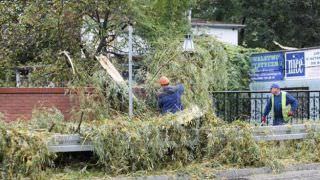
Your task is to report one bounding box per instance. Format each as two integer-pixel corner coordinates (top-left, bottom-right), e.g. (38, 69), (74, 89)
(0, 88), (73, 122)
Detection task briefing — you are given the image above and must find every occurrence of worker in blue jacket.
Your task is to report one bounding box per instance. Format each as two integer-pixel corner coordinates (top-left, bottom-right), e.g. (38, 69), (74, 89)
(262, 83), (298, 126)
(157, 76), (184, 114)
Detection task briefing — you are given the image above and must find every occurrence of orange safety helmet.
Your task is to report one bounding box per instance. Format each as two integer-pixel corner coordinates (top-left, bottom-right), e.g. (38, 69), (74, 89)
(159, 76), (170, 86)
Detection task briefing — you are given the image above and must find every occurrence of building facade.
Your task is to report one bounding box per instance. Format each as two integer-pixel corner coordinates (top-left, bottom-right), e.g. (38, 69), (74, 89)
(192, 19), (245, 45)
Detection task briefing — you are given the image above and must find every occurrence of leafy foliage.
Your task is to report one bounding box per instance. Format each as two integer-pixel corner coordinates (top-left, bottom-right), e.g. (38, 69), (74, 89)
(224, 44), (265, 90)
(3, 109), (320, 178)
(207, 121), (263, 167)
(0, 0), (193, 87)
(193, 0), (320, 50)
(0, 0), (81, 86)
(142, 36), (228, 111)
(64, 35), (263, 120)
(29, 107), (67, 133)
(133, 0), (193, 41)
(0, 124), (55, 179)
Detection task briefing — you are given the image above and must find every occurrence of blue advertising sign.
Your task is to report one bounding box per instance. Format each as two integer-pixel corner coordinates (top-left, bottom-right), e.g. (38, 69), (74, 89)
(285, 51), (305, 78)
(250, 52), (284, 81)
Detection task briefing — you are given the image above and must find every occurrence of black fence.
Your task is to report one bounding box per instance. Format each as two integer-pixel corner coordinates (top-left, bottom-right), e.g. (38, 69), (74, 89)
(212, 90), (320, 124)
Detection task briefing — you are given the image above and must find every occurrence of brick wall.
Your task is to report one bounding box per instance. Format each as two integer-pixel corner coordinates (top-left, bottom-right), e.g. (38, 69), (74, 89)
(0, 88), (74, 122)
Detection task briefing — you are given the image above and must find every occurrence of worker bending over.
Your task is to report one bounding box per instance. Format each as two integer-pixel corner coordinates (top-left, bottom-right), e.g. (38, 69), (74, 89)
(157, 76), (184, 114)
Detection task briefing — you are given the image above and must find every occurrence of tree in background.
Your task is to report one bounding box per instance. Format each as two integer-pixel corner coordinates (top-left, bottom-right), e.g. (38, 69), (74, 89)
(0, 0), (192, 86)
(0, 1), (82, 86)
(193, 0), (320, 50)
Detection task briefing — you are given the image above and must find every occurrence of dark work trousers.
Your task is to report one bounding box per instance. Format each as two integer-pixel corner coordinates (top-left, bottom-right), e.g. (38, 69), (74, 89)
(273, 117), (285, 126)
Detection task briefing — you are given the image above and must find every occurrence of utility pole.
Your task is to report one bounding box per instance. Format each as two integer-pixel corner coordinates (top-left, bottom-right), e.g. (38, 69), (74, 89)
(128, 25), (133, 118)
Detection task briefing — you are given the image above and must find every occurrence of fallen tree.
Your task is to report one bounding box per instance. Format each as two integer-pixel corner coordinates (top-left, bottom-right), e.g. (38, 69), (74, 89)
(0, 36), (268, 178)
(3, 109), (320, 179)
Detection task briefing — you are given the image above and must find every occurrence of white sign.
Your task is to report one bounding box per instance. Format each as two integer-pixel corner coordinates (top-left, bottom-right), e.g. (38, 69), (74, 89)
(305, 49), (320, 79)
(285, 48), (320, 79)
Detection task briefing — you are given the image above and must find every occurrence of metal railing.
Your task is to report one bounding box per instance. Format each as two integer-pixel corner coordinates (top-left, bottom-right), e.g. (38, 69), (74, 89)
(212, 90), (320, 124)
(47, 124), (320, 153)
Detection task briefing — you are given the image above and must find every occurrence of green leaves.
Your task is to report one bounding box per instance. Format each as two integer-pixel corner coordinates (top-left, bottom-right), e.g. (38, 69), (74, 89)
(0, 125), (55, 179)
(193, 0), (320, 50)
(0, 0), (193, 86)
(224, 44), (265, 90)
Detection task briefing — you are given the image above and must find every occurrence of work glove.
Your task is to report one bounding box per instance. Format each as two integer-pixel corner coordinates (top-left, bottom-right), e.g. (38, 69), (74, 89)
(288, 111), (294, 116)
(261, 116), (267, 124)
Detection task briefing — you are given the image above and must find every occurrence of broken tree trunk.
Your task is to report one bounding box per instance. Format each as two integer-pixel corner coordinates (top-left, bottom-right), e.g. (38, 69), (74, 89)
(96, 54), (125, 85)
(96, 54), (138, 101)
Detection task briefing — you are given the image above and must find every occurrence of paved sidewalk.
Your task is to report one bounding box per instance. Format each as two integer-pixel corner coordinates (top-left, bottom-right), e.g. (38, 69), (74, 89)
(215, 163), (320, 180)
(246, 170), (320, 180)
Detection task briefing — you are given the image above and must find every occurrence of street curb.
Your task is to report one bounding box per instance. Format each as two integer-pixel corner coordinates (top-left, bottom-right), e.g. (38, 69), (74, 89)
(113, 174), (190, 180)
(215, 163), (320, 179)
(112, 163), (320, 180)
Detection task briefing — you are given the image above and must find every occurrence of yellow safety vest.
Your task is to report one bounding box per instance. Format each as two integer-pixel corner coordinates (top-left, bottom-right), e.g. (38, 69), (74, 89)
(271, 91), (291, 122)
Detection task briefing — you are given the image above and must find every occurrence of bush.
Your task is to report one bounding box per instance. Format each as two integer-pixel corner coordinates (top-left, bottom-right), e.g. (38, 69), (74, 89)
(0, 125), (55, 179)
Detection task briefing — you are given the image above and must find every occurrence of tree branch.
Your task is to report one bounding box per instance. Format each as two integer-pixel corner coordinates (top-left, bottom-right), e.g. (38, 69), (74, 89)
(95, 2), (100, 24)
(103, 50), (125, 57)
(106, 35), (116, 44)
(103, 10), (110, 29)
(95, 36), (107, 54)
(59, 51), (76, 74)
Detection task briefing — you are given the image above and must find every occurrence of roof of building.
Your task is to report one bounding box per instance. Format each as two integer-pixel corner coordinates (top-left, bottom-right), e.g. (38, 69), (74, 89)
(191, 19), (245, 29)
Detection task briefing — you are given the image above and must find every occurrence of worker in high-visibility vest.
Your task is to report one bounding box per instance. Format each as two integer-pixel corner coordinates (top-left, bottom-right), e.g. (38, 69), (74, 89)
(262, 84), (298, 126)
